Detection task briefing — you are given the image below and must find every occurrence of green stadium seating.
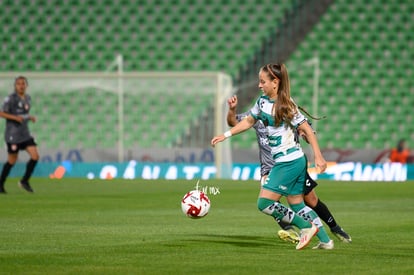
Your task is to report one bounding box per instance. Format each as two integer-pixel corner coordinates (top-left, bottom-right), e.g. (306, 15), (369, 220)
(2, 1), (412, 151)
(1, 0), (293, 148)
(0, 0), (293, 75)
(0, 1), (293, 149)
(230, 0), (413, 150)
(281, 0), (414, 150)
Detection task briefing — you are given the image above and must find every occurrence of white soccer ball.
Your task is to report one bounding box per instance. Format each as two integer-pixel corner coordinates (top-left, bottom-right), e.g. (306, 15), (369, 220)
(181, 190), (211, 219)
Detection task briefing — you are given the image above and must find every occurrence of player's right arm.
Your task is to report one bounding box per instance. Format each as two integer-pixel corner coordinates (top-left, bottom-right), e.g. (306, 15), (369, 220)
(211, 115), (256, 147)
(0, 109), (24, 123)
(0, 97), (24, 123)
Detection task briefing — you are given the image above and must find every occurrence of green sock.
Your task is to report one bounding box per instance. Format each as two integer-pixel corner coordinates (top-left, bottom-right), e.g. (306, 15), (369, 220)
(257, 198), (311, 229)
(290, 202), (331, 243)
(291, 213), (312, 229)
(315, 226), (331, 243)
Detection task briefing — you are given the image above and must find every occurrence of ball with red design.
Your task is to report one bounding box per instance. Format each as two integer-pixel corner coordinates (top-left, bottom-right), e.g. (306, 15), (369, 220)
(181, 190), (211, 218)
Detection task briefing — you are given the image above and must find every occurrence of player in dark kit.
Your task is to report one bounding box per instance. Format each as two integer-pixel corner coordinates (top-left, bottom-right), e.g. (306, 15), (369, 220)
(0, 76), (39, 193)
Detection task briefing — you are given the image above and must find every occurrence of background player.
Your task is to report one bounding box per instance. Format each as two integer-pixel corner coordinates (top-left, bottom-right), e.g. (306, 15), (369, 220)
(0, 76), (39, 193)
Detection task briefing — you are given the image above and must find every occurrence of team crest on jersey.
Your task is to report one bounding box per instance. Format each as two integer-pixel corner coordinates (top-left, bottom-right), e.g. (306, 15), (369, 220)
(260, 99), (265, 109)
(24, 104), (29, 110)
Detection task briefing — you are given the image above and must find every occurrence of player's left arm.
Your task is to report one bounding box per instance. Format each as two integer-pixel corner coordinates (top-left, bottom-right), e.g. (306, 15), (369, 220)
(297, 123), (315, 144)
(297, 120), (327, 173)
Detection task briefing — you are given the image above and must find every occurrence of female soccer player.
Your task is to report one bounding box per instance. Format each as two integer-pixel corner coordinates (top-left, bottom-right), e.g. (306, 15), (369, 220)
(211, 63), (333, 249)
(0, 76), (39, 193)
(226, 95), (351, 244)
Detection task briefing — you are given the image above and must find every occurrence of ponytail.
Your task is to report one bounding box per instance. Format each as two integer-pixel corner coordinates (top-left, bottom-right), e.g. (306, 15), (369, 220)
(279, 64), (290, 99)
(298, 105), (326, 120)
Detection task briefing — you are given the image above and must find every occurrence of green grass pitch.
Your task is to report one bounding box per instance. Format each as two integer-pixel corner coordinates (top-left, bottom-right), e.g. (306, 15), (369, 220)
(1, 178), (413, 274)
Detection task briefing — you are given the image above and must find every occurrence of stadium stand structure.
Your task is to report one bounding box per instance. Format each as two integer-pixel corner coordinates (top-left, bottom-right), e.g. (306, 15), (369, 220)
(288, 0), (414, 149)
(0, 0), (293, 149)
(1, 1), (412, 151)
(0, 0), (292, 75)
(235, 0), (414, 150)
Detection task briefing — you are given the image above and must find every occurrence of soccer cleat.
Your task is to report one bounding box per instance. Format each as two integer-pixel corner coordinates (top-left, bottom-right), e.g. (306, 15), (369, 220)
(0, 185), (6, 194)
(331, 226), (352, 243)
(278, 229), (300, 244)
(296, 223), (319, 250)
(19, 181), (34, 193)
(312, 240), (334, 250)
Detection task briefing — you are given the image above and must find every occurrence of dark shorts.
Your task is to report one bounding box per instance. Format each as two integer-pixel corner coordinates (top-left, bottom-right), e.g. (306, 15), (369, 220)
(304, 172), (318, 195)
(7, 138), (37, 154)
